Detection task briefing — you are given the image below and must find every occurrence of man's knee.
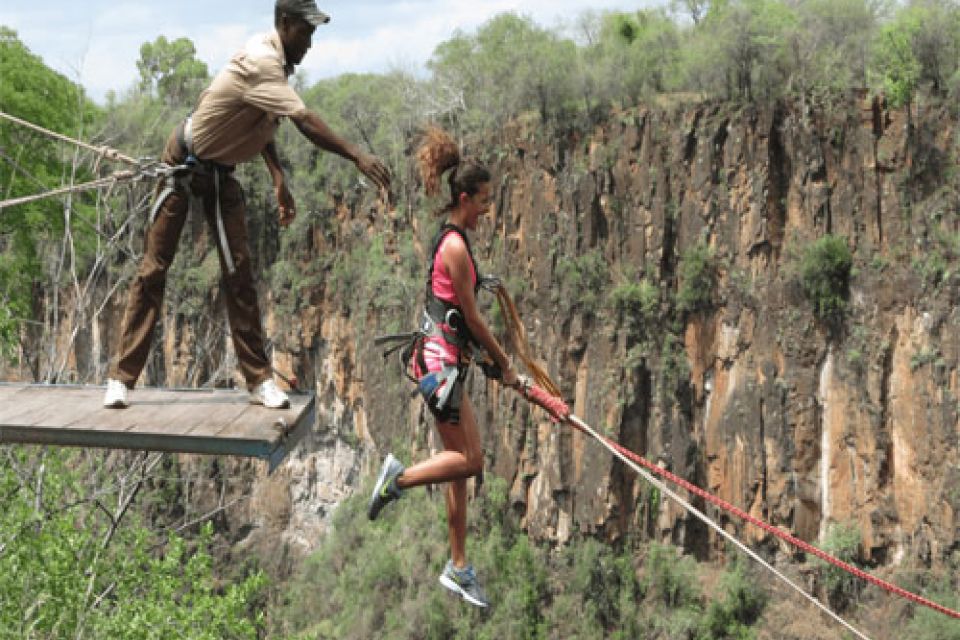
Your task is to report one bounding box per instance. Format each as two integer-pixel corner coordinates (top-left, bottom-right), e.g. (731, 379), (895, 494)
(137, 253), (173, 290)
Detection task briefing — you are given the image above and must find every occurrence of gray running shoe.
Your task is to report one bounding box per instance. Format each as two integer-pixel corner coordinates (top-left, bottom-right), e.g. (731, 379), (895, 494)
(368, 453), (404, 520)
(439, 560), (490, 608)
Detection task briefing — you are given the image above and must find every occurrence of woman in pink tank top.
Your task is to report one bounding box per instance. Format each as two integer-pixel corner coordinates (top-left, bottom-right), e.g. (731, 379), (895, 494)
(414, 229), (477, 375)
(367, 127), (521, 608)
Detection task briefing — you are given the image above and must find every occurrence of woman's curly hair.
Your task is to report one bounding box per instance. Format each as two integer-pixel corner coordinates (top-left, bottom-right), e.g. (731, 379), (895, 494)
(416, 125), (490, 213)
(416, 125), (460, 197)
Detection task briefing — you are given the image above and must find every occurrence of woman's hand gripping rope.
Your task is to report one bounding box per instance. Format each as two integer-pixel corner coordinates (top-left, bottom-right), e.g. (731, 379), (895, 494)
(514, 379), (570, 424)
(479, 358), (569, 423)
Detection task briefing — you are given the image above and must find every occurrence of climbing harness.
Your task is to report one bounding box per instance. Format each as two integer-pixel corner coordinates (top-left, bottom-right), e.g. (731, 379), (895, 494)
(171, 116), (236, 276)
(375, 224), (503, 416)
(422, 223), (480, 349)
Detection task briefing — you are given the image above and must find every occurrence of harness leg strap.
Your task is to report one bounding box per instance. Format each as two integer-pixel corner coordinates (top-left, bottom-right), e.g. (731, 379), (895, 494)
(148, 170), (192, 227)
(213, 168), (236, 275)
(149, 183), (175, 227)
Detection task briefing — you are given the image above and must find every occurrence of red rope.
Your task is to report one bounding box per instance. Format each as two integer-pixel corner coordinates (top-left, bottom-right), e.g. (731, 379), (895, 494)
(520, 383), (960, 620)
(520, 383), (570, 422)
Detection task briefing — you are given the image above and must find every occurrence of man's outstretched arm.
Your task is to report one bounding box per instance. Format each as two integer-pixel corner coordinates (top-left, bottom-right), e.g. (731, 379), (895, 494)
(289, 110), (391, 192)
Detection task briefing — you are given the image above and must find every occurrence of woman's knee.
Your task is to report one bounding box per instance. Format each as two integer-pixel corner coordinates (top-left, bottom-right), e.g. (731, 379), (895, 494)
(464, 447), (484, 477)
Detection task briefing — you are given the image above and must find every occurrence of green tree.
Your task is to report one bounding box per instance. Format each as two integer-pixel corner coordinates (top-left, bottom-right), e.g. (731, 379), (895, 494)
(682, 0), (796, 100)
(0, 447), (264, 638)
(787, 0), (885, 97)
(136, 36), (209, 105)
(0, 27), (98, 360)
(590, 9), (682, 105)
(428, 13), (578, 130)
(871, 0), (960, 107)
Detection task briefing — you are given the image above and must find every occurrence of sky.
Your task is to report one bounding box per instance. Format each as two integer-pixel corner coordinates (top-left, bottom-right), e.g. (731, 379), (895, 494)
(2, 1), (651, 104)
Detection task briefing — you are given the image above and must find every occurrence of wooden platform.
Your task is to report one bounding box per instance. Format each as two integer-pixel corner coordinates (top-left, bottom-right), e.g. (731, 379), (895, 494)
(0, 384), (315, 472)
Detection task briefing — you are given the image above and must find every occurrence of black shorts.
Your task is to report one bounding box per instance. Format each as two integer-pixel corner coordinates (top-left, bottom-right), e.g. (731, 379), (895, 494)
(420, 367), (467, 424)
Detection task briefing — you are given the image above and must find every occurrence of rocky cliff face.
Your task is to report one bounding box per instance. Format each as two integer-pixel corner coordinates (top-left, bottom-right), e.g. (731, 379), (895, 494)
(14, 95), (958, 579)
(281, 94), (957, 573)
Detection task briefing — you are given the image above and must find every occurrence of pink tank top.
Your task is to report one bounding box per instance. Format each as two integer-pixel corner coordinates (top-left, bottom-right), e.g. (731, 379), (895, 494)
(431, 232), (477, 304)
(415, 230), (478, 375)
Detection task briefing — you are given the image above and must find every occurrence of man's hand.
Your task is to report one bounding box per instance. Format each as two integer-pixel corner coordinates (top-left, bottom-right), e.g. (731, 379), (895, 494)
(276, 182), (296, 227)
(290, 112), (392, 198)
(355, 152), (391, 194)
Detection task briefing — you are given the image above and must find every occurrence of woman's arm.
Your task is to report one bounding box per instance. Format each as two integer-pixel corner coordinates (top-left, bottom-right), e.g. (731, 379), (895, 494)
(443, 237), (518, 387)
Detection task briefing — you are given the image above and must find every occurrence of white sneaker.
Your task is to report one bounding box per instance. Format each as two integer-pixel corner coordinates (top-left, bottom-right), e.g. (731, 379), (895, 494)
(249, 378), (290, 409)
(103, 378), (129, 408)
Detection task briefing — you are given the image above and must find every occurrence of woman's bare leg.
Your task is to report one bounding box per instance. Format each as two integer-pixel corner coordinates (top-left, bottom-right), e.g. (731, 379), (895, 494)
(445, 478), (468, 567)
(396, 395), (482, 489)
(397, 395), (482, 567)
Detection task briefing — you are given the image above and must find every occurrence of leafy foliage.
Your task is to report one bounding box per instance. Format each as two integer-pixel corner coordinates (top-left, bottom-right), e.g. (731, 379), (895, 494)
(871, 1), (960, 107)
(137, 36), (209, 105)
(0, 28), (99, 357)
(814, 521), (863, 611)
(274, 477), (772, 639)
(0, 447), (265, 639)
(786, 0), (882, 98)
(429, 13), (579, 130)
(798, 234), (853, 325)
(698, 556), (768, 640)
(272, 476), (551, 639)
(609, 277), (660, 337)
(904, 580), (960, 640)
(590, 9), (682, 103)
(677, 243), (715, 316)
(682, 0), (798, 101)
(556, 248), (610, 315)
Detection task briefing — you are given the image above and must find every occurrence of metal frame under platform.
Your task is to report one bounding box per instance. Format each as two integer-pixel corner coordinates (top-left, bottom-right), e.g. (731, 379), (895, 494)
(0, 384), (315, 472)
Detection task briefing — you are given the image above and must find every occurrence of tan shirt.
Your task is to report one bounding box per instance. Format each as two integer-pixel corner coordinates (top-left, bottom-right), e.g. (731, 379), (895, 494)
(190, 30), (307, 166)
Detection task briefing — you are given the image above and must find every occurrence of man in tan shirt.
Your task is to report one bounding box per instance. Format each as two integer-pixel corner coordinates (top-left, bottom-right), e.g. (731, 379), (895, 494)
(104, 0), (390, 409)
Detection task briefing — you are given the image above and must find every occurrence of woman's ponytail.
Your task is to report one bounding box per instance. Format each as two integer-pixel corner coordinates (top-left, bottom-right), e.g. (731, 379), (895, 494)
(416, 126), (490, 214)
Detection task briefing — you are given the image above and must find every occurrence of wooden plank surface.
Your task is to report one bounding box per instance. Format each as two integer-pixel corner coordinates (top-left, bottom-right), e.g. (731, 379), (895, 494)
(0, 384), (315, 468)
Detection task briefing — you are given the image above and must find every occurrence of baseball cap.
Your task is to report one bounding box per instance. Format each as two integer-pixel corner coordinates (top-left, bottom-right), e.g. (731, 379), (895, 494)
(275, 0), (331, 26)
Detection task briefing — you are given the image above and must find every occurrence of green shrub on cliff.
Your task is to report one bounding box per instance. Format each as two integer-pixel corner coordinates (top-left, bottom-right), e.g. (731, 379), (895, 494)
(799, 234), (853, 325)
(556, 248), (609, 315)
(697, 555), (768, 640)
(905, 581), (960, 640)
(677, 243), (715, 316)
(815, 521), (863, 611)
(609, 277), (660, 336)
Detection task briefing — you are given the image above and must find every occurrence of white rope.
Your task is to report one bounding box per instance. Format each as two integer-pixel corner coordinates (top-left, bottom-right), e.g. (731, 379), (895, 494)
(0, 171), (138, 210)
(0, 110), (138, 166)
(0, 109), (184, 211)
(568, 415), (873, 640)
